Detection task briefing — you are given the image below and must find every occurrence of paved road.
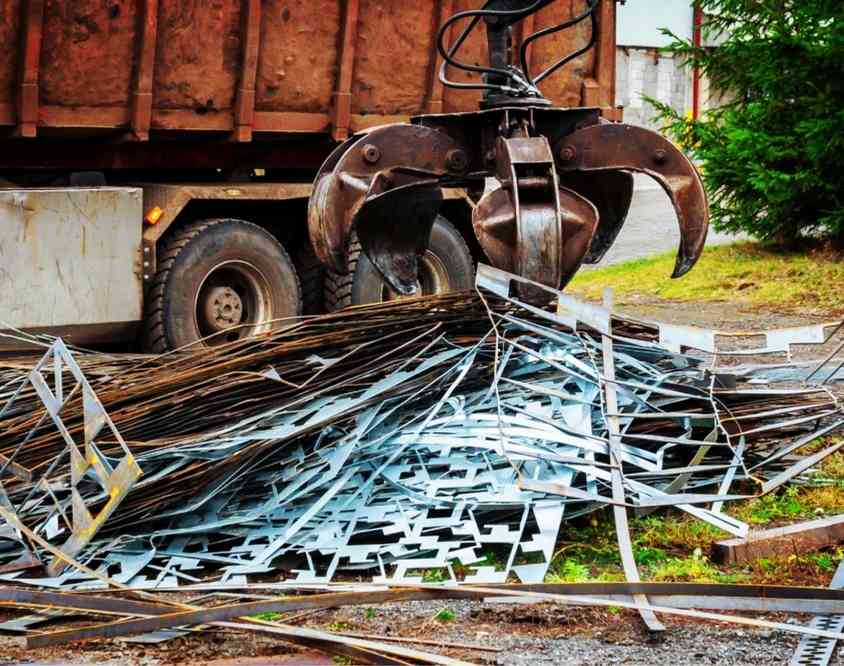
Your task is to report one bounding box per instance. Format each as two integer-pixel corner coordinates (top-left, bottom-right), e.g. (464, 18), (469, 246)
(582, 174), (740, 270)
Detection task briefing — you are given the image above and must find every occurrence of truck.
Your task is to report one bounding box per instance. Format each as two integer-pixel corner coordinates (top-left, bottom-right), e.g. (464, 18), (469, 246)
(0, 0), (621, 351)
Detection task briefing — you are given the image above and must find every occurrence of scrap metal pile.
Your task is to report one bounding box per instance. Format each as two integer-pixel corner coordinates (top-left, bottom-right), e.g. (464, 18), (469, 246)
(0, 267), (842, 659)
(0, 267), (841, 593)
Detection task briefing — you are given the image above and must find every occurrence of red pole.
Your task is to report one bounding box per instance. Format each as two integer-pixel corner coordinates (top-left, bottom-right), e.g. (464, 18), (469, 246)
(692, 0), (703, 119)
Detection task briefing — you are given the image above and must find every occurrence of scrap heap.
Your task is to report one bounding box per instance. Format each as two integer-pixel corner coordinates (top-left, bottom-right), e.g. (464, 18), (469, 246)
(0, 266), (842, 660)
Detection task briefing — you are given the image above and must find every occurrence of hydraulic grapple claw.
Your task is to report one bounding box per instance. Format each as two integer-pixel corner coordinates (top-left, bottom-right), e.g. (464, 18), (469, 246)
(307, 1), (710, 300)
(353, 171), (444, 296)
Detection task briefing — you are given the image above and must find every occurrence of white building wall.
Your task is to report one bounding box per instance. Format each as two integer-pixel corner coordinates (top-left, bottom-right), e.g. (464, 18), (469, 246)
(615, 1), (695, 130)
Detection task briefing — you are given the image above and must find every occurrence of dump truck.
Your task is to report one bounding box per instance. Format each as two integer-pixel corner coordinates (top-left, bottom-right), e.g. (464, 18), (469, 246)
(0, 1), (707, 351)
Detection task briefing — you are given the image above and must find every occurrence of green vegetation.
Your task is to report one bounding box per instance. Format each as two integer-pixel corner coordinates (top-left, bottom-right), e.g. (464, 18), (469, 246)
(251, 611), (284, 622)
(421, 567), (449, 583)
(433, 608), (456, 623)
(568, 242), (844, 313)
(652, 0), (844, 245)
(731, 486), (810, 525)
(650, 552), (749, 584)
(546, 558), (591, 583)
(544, 448), (843, 588)
(328, 621), (350, 632)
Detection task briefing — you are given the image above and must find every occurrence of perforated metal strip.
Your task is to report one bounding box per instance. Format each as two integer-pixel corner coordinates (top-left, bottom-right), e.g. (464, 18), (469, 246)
(790, 559), (844, 666)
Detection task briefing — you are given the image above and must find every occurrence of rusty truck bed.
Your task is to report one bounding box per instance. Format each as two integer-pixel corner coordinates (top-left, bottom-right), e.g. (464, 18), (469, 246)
(0, 0), (617, 168)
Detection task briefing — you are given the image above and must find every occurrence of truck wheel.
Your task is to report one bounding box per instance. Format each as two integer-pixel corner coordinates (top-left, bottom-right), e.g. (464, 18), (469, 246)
(294, 242), (326, 316)
(143, 219), (300, 353)
(324, 215), (473, 312)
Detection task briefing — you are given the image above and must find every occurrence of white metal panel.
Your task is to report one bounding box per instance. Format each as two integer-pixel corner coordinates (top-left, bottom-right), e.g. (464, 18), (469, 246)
(0, 187), (143, 328)
(617, 0), (693, 48)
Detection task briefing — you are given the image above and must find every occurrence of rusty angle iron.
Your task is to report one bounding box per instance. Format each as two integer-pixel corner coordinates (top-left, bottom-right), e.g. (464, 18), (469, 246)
(308, 0), (709, 296)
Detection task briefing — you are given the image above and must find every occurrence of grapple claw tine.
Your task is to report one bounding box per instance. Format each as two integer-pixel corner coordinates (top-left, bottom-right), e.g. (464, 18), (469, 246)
(307, 124), (463, 293)
(557, 186), (600, 287)
(559, 170), (634, 265)
(557, 123), (709, 277)
(354, 173), (443, 296)
(473, 183), (598, 292)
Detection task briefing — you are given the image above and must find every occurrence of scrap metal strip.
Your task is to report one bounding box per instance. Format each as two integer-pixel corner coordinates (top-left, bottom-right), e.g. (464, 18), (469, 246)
(599, 289), (664, 633)
(790, 557), (844, 666)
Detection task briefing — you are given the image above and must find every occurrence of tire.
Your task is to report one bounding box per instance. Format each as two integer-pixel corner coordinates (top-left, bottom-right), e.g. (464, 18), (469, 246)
(294, 241), (326, 316)
(324, 215), (474, 312)
(143, 218), (301, 353)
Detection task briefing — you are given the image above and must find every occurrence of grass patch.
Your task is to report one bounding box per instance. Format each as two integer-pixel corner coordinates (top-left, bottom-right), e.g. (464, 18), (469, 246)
(328, 621), (350, 632)
(568, 242), (844, 312)
(817, 452), (844, 481)
(730, 486), (809, 525)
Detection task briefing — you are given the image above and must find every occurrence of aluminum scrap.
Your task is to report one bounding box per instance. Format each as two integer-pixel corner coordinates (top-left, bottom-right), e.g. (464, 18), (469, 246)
(0, 266), (841, 593)
(790, 557), (844, 666)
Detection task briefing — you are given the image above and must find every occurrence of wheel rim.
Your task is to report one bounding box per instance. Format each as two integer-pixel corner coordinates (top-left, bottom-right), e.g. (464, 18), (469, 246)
(379, 250), (452, 302)
(195, 260), (273, 345)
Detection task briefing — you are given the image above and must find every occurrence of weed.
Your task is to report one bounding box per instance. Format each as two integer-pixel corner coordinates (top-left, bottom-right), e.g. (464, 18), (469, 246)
(817, 450), (844, 480)
(422, 568), (449, 583)
(634, 547), (667, 566)
(595, 570), (626, 582)
(546, 558), (591, 583)
(799, 486), (844, 513)
(252, 612), (284, 622)
(328, 621), (350, 632)
(812, 552), (839, 572)
(434, 608), (456, 623)
(731, 486), (808, 525)
(649, 555), (722, 582)
(632, 515), (722, 552)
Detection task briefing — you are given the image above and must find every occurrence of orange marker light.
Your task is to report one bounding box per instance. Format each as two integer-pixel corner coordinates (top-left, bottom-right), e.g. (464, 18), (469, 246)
(144, 206), (164, 225)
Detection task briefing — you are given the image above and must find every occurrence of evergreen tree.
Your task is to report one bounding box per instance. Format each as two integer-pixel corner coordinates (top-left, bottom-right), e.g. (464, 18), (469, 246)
(653, 1), (844, 246)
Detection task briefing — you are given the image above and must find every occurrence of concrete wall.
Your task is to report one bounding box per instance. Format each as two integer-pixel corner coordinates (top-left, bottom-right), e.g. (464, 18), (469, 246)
(614, 0), (698, 130)
(616, 47), (692, 131)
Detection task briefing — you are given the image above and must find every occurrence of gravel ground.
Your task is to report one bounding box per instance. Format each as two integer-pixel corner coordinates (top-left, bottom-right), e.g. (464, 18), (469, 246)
(316, 598), (837, 666)
(5, 597), (841, 666)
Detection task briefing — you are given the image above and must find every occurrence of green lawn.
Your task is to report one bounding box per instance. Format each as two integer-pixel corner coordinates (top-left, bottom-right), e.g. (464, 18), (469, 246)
(569, 242), (844, 314)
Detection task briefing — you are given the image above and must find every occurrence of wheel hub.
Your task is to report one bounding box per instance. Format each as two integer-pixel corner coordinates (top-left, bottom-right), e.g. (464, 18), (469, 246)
(380, 251), (451, 302)
(202, 286), (244, 332)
